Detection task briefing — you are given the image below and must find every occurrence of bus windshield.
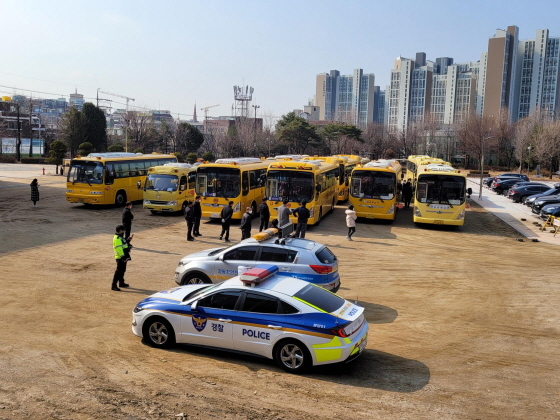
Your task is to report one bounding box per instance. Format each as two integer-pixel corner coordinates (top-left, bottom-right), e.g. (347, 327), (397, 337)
(67, 160), (104, 185)
(145, 174), (178, 191)
(351, 170), (396, 199)
(197, 167), (240, 198)
(266, 170), (314, 202)
(416, 175), (466, 205)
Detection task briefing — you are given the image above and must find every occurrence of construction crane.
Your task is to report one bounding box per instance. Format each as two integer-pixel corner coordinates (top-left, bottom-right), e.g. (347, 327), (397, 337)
(201, 104), (220, 121)
(98, 89), (136, 152)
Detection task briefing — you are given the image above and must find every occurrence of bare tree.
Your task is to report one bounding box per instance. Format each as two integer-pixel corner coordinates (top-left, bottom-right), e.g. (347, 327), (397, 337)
(123, 110), (154, 152)
(494, 110), (516, 168)
(455, 112), (496, 171)
(515, 110), (545, 174)
(362, 123), (390, 159)
(535, 119), (560, 178)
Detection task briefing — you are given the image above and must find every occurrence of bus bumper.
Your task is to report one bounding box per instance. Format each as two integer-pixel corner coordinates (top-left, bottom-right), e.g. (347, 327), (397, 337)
(66, 194), (103, 204)
(413, 216), (465, 226)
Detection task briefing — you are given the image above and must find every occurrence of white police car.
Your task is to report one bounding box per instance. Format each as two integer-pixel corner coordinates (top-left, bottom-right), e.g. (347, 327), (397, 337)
(174, 229), (340, 292)
(133, 265), (368, 373)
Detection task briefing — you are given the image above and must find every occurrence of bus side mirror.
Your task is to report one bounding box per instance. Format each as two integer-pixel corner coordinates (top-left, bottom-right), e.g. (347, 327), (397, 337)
(180, 185), (185, 191)
(315, 184), (322, 193)
(137, 181), (142, 189)
(467, 188), (472, 198)
(345, 178), (349, 187)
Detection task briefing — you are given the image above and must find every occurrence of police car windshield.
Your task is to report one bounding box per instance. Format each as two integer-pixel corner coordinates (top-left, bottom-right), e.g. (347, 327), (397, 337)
(293, 284), (345, 313)
(183, 284), (220, 302)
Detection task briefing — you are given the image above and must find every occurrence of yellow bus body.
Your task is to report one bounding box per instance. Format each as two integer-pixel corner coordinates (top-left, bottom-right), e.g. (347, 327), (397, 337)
(266, 159), (338, 226)
(333, 155), (362, 203)
(195, 158), (268, 220)
(65, 153), (177, 206)
(349, 159), (403, 220)
(143, 163), (196, 213)
(407, 156), (467, 226)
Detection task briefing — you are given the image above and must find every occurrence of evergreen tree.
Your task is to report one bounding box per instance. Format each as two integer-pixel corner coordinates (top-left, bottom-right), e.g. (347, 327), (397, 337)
(82, 103), (108, 152)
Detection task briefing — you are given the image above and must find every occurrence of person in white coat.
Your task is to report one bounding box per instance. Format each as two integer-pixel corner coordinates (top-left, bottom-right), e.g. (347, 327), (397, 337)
(345, 204), (357, 241)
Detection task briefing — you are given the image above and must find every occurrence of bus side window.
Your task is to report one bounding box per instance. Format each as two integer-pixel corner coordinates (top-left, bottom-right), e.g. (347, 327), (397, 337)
(105, 164), (114, 184)
(197, 175), (207, 195)
(179, 176), (187, 191)
(249, 171), (257, 190)
(242, 172), (249, 196)
(188, 172), (196, 190)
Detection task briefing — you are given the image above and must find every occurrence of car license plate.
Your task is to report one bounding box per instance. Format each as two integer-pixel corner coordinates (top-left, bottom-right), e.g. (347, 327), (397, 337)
(359, 337), (367, 351)
(433, 220), (443, 224)
(210, 212), (220, 218)
(77, 199), (84, 203)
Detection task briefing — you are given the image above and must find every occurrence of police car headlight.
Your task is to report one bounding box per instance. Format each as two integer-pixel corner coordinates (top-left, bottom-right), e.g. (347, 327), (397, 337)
(90, 191), (103, 195)
(144, 200), (151, 205)
(133, 305), (145, 313)
(168, 201), (177, 205)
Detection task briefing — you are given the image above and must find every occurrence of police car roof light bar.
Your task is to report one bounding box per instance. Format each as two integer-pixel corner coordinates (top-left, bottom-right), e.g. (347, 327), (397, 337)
(240, 264), (279, 286)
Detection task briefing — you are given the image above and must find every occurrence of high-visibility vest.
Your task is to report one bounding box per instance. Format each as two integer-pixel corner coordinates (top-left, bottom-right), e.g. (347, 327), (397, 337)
(113, 234), (128, 259)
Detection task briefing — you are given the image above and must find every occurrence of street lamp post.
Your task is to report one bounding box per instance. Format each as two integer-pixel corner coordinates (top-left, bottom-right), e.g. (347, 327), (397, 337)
(478, 135), (494, 200)
(252, 104), (260, 157)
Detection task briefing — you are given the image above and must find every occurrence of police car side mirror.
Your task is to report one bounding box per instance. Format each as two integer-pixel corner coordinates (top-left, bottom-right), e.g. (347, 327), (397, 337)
(218, 255), (224, 261)
(191, 300), (198, 311)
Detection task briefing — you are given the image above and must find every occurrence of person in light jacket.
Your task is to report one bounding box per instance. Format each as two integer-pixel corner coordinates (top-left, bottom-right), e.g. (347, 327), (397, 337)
(345, 204), (357, 241)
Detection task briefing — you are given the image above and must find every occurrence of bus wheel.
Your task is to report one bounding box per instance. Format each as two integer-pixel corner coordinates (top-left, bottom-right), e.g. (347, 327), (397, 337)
(150, 210), (158, 215)
(328, 198), (335, 214)
(115, 191), (127, 206)
(315, 209), (323, 226)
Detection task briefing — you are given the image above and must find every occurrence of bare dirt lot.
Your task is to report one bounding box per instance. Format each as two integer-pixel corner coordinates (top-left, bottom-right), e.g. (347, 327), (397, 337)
(1, 165), (559, 419)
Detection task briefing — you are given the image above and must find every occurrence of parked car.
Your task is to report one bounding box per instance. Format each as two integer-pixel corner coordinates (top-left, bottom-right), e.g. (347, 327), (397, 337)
(484, 173), (529, 188)
(132, 267), (368, 373)
(540, 203), (560, 219)
(507, 184), (552, 203)
(532, 194), (560, 214)
(524, 184), (560, 206)
(174, 232), (341, 292)
(491, 178), (529, 195)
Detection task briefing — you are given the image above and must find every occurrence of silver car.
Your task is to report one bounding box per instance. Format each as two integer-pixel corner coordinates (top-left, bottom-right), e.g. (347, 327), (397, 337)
(174, 237), (341, 292)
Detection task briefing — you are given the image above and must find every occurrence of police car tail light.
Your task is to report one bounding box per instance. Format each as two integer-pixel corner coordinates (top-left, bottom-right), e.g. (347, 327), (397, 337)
(240, 264), (279, 286)
(309, 265), (332, 274)
(330, 323), (350, 337)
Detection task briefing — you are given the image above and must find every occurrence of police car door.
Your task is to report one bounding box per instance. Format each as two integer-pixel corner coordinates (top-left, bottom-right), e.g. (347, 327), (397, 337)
(182, 290), (241, 349)
(215, 246), (258, 281)
(232, 292), (286, 356)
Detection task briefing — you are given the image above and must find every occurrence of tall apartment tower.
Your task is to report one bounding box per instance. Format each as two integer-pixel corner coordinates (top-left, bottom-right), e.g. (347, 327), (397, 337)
(315, 69), (375, 127)
(512, 29), (560, 121)
(386, 54), (433, 133)
(482, 26), (519, 120)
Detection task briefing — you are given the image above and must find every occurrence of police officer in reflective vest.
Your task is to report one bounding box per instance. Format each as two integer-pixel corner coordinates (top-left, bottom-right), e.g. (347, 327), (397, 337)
(112, 224), (131, 291)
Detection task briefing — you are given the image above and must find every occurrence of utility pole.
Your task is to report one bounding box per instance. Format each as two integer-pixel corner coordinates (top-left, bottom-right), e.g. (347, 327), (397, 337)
(16, 102), (21, 162)
(252, 104), (260, 157)
(28, 98), (33, 158)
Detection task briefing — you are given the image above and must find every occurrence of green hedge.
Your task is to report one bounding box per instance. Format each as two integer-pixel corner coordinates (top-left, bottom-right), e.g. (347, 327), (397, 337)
(20, 157), (47, 164)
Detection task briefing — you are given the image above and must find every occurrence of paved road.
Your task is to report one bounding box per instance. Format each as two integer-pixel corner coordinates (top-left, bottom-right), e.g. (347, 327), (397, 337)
(467, 176), (560, 245)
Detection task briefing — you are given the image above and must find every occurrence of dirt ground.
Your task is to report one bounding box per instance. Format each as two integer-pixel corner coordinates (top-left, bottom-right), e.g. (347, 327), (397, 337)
(1, 165), (559, 420)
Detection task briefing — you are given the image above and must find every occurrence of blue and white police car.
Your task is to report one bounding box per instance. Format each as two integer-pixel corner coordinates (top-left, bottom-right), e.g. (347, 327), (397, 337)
(133, 265), (368, 373)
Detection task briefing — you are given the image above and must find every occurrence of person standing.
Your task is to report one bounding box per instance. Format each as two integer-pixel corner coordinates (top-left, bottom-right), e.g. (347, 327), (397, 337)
(122, 201), (134, 238)
(184, 201), (195, 241)
(292, 201), (310, 238)
(30, 178), (40, 207)
(240, 207), (253, 240)
(402, 179), (413, 209)
(193, 196), (202, 236)
(220, 201), (234, 242)
(276, 199), (293, 238)
(258, 197), (270, 232)
(345, 204), (357, 241)
(112, 225), (131, 291)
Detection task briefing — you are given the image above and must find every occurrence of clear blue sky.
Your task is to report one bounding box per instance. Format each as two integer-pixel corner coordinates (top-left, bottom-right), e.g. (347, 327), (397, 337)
(1, 0), (558, 122)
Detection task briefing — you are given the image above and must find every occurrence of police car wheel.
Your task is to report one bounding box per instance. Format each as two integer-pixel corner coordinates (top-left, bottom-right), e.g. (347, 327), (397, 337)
(143, 317), (175, 349)
(183, 273), (211, 285)
(274, 339), (310, 373)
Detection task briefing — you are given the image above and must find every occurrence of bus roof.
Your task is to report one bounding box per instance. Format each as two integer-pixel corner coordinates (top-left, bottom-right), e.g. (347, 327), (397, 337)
(213, 157), (263, 165)
(268, 159), (338, 171)
(364, 159), (402, 170)
(78, 153), (176, 161)
(163, 162), (193, 168)
(148, 165), (195, 175)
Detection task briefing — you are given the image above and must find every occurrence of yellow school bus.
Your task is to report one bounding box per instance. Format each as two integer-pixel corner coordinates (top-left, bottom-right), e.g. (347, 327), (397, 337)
(332, 154), (362, 202)
(66, 152), (177, 206)
(195, 158), (268, 220)
(407, 156), (467, 226)
(143, 163), (196, 214)
(349, 159), (404, 220)
(266, 159), (338, 225)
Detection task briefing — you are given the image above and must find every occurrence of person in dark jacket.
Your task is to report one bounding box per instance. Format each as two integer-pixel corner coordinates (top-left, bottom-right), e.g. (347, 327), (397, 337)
(30, 178), (40, 207)
(220, 201), (234, 242)
(292, 201), (311, 238)
(193, 196), (202, 236)
(184, 201), (195, 241)
(258, 197), (270, 232)
(240, 207), (253, 240)
(122, 201), (134, 238)
(402, 179), (413, 209)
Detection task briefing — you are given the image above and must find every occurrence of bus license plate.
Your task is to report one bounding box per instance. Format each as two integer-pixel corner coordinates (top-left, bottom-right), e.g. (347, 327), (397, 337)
(433, 220), (443, 224)
(210, 212), (220, 218)
(78, 199), (84, 203)
(367, 215), (375, 219)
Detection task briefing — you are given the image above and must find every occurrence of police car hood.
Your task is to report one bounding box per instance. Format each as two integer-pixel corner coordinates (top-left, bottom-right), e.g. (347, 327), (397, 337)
(181, 247), (224, 262)
(141, 285), (207, 305)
